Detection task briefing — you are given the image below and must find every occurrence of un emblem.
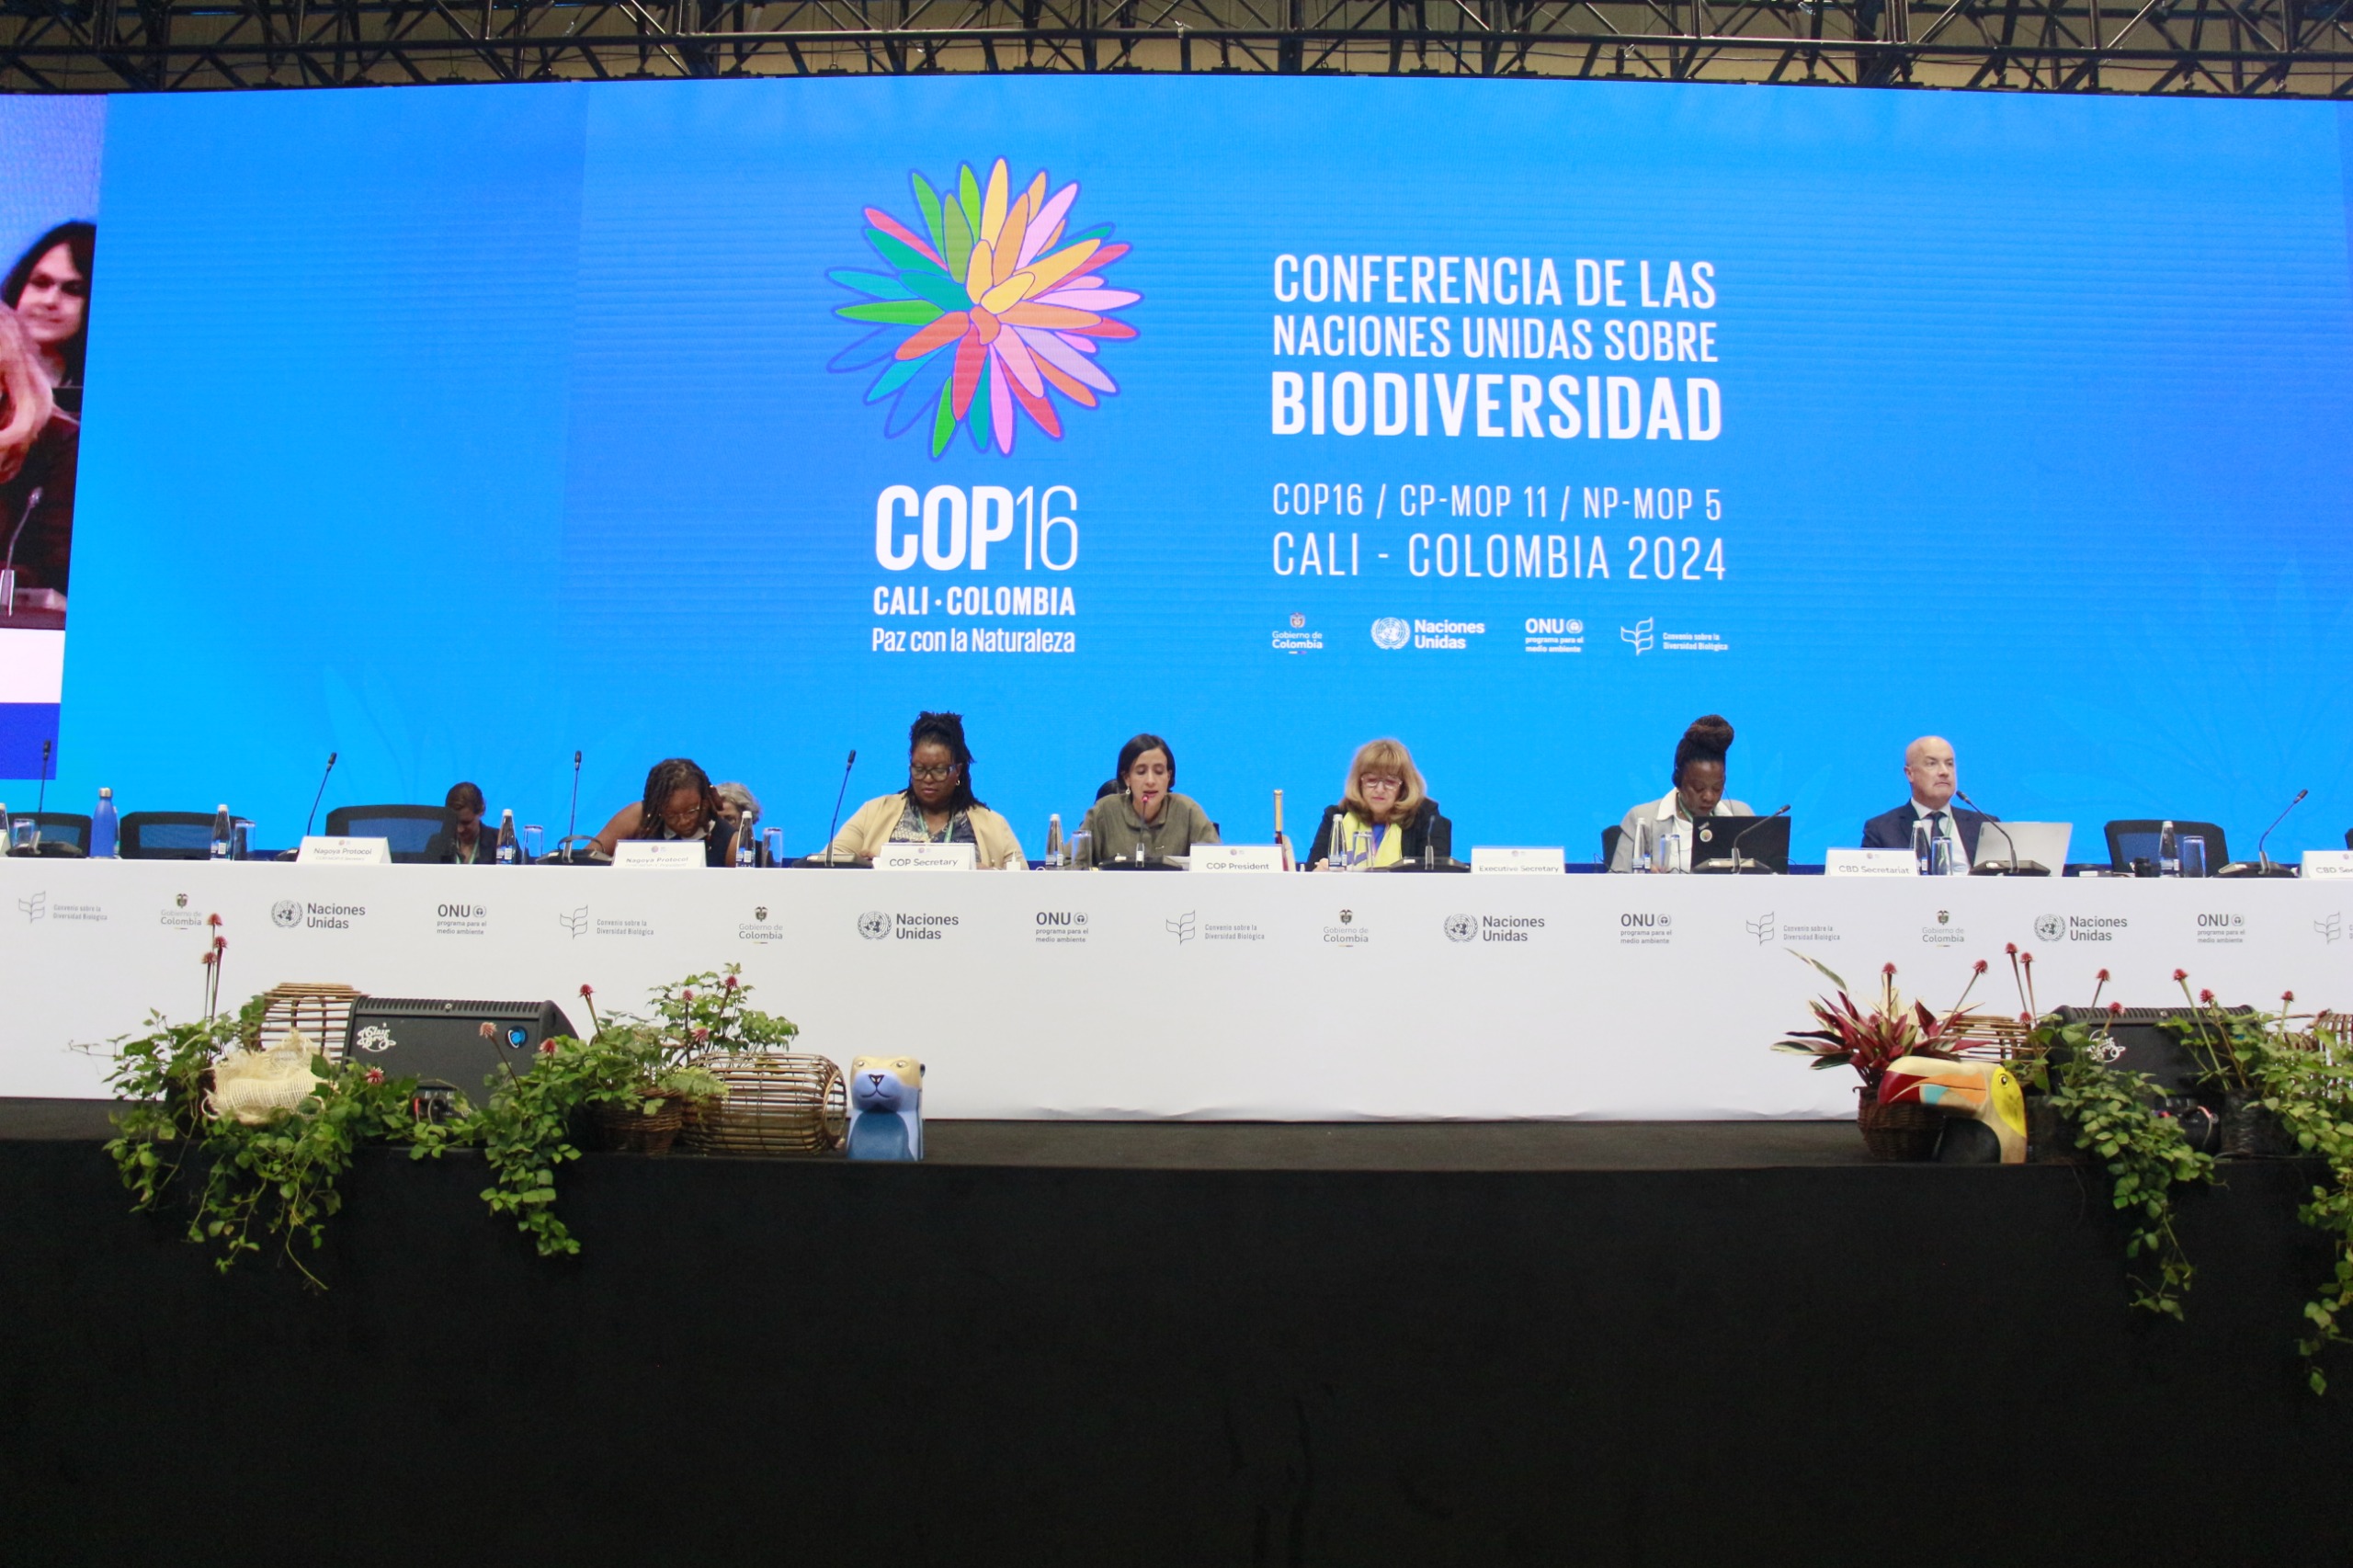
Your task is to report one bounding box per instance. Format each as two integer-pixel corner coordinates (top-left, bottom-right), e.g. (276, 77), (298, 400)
(1444, 914), (1476, 943)
(270, 900), (301, 929)
(1370, 617), (1411, 650)
(857, 911), (892, 941)
(2035, 913), (2065, 943)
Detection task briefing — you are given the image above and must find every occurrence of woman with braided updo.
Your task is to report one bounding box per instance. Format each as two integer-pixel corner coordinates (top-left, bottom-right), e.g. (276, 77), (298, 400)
(1608, 714), (1754, 872)
(825, 710), (1027, 869)
(590, 756), (737, 866)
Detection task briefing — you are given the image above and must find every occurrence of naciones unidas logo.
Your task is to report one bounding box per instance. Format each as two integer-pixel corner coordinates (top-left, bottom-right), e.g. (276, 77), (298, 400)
(831, 158), (1141, 459)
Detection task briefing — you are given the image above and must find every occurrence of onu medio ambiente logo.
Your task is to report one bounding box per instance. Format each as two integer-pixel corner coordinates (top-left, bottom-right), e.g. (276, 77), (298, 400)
(830, 158), (1140, 459)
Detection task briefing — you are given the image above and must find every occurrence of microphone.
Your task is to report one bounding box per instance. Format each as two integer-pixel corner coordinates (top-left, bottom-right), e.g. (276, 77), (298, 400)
(1952, 789), (2029, 875)
(1, 485), (41, 616)
(563, 749), (583, 863)
(34, 737), (47, 813)
(301, 751), (337, 838)
(815, 749), (858, 866)
(2257, 789), (2307, 873)
(2222, 788), (2306, 878)
(1723, 803), (1790, 874)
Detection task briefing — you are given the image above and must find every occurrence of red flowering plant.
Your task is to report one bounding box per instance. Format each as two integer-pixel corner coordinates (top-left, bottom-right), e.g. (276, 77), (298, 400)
(1770, 952), (1991, 1090)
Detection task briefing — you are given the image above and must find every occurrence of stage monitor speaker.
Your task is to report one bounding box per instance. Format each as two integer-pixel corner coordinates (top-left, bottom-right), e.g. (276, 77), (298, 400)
(344, 997), (578, 1095)
(2048, 1005), (2251, 1096)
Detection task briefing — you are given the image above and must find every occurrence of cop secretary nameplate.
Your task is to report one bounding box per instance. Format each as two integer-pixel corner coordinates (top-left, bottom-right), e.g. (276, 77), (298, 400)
(874, 843), (979, 871)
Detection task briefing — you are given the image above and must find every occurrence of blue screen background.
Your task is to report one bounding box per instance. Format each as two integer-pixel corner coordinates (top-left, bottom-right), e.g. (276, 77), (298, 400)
(36, 77), (2353, 862)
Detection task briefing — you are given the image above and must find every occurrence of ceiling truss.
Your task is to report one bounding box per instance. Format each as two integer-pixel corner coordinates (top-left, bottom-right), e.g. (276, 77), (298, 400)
(0, 0), (2347, 94)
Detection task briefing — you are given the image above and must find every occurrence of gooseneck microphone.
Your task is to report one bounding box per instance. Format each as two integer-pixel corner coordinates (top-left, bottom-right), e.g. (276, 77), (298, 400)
(35, 737), (48, 813)
(564, 750), (583, 860)
(301, 751), (338, 838)
(2255, 788), (2308, 875)
(1726, 803), (1790, 874)
(819, 749), (857, 866)
(1952, 789), (2022, 872)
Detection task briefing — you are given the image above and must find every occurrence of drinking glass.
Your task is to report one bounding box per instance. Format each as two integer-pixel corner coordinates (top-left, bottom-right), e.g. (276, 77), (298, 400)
(1068, 828), (1092, 869)
(764, 826), (784, 868)
(1346, 827), (1373, 870)
(9, 817), (34, 852)
(2180, 837), (2208, 879)
(1929, 835), (1956, 878)
(523, 824), (544, 863)
(231, 820), (253, 861)
(1659, 829), (1686, 875)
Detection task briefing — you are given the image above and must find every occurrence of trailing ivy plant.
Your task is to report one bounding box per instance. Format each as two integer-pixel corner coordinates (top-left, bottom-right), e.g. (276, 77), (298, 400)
(2165, 978), (2353, 1393)
(103, 996), (425, 1287)
(438, 974), (743, 1258)
(2022, 1012), (2215, 1320)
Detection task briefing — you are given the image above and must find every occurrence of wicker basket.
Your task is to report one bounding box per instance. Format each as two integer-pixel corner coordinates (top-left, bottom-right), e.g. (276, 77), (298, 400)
(678, 1051), (847, 1156)
(1857, 1084), (1942, 1161)
(590, 1097), (687, 1155)
(256, 983), (366, 1062)
(2222, 1092), (2297, 1160)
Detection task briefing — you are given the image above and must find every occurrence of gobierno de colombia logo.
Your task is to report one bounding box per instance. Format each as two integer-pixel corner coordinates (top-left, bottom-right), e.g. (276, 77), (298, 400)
(830, 158), (1140, 459)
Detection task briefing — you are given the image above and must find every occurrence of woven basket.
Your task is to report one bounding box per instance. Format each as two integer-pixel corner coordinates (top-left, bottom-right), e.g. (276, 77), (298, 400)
(678, 1051), (847, 1156)
(2222, 1092), (2297, 1160)
(256, 983), (366, 1062)
(590, 1097), (686, 1155)
(1857, 1084), (1942, 1161)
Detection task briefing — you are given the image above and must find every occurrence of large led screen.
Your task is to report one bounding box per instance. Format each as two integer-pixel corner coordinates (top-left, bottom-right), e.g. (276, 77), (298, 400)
(18, 79), (2353, 860)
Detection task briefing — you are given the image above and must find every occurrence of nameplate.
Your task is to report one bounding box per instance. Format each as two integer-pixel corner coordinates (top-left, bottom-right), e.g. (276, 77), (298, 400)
(295, 836), (391, 865)
(2302, 850), (2353, 879)
(1825, 848), (1917, 878)
(874, 842), (978, 871)
(1188, 845), (1284, 873)
(1469, 846), (1563, 874)
(611, 840), (705, 870)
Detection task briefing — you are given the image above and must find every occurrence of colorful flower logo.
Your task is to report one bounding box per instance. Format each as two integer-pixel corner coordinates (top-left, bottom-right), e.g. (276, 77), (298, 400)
(830, 158), (1139, 458)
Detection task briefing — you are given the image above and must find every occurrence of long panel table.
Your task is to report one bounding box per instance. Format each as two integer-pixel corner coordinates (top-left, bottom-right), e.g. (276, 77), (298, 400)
(3, 858), (2347, 1114)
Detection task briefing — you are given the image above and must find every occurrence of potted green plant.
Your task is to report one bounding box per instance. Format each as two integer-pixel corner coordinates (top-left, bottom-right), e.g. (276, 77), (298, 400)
(1771, 953), (1989, 1159)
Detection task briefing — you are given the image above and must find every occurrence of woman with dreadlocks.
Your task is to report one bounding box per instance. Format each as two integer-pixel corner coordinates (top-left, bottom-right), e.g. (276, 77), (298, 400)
(589, 756), (738, 866)
(824, 710), (1027, 869)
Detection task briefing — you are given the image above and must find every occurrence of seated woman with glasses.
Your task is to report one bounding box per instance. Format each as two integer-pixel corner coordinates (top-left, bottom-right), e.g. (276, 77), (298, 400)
(1305, 738), (1449, 870)
(1608, 713), (1751, 871)
(590, 757), (738, 866)
(1075, 732), (1220, 866)
(824, 710), (1027, 869)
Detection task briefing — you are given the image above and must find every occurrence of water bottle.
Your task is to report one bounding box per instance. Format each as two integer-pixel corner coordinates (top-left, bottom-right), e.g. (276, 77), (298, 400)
(210, 804), (233, 860)
(90, 787), (117, 858)
(735, 817), (759, 868)
(2158, 820), (2179, 878)
(495, 810), (519, 865)
(1913, 818), (1933, 874)
(1041, 813), (1063, 869)
(1632, 818), (1653, 872)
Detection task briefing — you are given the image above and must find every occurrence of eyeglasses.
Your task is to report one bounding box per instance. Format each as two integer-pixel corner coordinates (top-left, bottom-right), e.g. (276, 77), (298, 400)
(1359, 775), (1403, 790)
(909, 765), (959, 782)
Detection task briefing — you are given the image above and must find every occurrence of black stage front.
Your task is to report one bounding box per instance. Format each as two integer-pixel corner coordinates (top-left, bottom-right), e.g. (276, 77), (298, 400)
(5, 1105), (2351, 1566)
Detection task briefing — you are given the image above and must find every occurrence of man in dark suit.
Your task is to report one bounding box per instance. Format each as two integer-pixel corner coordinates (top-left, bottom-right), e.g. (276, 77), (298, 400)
(1861, 736), (1984, 869)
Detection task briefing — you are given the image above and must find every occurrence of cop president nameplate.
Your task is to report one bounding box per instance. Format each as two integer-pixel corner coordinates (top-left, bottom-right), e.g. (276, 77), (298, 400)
(1188, 845), (1285, 872)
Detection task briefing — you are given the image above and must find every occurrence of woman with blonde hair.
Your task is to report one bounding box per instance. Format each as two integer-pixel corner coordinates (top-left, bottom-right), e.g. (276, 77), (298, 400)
(1305, 738), (1450, 870)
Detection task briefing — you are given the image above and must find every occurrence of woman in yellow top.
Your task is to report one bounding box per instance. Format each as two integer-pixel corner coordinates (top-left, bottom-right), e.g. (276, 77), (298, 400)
(1305, 738), (1451, 869)
(826, 710), (1027, 869)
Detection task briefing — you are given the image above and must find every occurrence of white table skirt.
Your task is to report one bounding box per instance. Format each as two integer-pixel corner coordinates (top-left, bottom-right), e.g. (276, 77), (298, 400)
(3, 858), (2343, 1118)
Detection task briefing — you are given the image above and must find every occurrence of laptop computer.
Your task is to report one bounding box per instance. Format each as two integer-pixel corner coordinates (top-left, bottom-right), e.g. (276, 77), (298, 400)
(1690, 814), (1789, 873)
(1972, 820), (2069, 875)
